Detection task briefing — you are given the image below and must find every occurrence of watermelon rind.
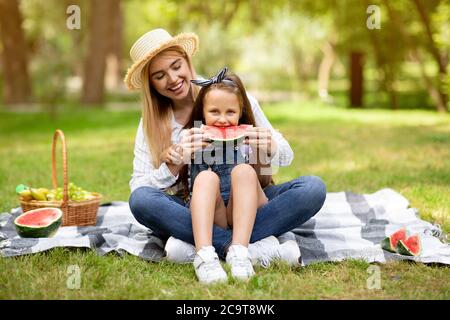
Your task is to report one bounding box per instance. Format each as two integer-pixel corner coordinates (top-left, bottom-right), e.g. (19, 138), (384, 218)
(381, 236), (397, 253)
(381, 228), (407, 253)
(14, 208), (62, 238)
(397, 236), (421, 256)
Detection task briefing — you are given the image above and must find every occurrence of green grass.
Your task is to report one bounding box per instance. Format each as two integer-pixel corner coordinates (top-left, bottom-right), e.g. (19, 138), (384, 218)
(0, 101), (449, 299)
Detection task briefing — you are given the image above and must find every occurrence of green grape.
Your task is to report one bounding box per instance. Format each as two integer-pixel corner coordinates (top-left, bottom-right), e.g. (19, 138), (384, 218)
(54, 183), (94, 201)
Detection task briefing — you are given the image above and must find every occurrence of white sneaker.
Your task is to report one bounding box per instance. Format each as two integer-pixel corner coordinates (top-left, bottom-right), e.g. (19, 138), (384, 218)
(248, 236), (279, 266)
(278, 231), (297, 244)
(226, 244), (255, 280)
(164, 236), (196, 264)
(194, 246), (228, 284)
(250, 238), (301, 268)
(276, 240), (302, 267)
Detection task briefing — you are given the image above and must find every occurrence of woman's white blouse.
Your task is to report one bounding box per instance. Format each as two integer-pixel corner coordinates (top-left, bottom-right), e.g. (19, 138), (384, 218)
(129, 94), (294, 193)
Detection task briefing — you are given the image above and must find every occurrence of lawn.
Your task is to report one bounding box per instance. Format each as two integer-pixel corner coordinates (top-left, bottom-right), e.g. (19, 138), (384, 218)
(0, 101), (449, 299)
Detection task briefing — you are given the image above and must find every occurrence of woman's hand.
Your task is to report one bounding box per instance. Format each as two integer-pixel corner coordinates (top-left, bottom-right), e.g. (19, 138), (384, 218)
(160, 144), (183, 165)
(161, 128), (210, 170)
(244, 127), (277, 164)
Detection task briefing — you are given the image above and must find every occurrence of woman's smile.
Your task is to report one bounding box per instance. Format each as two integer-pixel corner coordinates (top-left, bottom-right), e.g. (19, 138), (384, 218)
(168, 80), (184, 94)
(148, 51), (192, 100)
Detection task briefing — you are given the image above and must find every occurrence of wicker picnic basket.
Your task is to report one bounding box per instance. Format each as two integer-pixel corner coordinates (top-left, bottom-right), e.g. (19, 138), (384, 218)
(20, 129), (102, 226)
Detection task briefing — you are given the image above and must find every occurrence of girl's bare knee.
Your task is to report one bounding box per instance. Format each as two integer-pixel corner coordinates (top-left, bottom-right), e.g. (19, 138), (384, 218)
(231, 164), (257, 180)
(193, 170), (220, 189)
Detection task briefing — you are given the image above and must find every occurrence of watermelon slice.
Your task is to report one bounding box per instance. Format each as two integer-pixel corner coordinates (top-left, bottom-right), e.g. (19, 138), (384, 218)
(202, 124), (253, 143)
(381, 228), (407, 253)
(14, 208), (62, 238)
(397, 234), (421, 256)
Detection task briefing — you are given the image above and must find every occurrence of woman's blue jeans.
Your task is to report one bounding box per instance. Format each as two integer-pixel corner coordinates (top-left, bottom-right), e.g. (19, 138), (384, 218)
(129, 175), (326, 259)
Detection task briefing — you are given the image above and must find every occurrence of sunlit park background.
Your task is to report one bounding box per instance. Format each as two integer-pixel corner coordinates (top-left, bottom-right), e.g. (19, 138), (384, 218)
(0, 0), (449, 299)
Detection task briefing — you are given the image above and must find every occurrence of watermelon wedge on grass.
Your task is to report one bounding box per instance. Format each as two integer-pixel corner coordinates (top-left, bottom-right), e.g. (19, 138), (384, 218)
(202, 124), (253, 143)
(381, 228), (407, 253)
(397, 234), (421, 256)
(14, 208), (62, 238)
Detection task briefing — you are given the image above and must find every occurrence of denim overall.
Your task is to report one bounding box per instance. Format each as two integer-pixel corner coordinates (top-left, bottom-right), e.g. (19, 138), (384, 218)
(190, 142), (247, 206)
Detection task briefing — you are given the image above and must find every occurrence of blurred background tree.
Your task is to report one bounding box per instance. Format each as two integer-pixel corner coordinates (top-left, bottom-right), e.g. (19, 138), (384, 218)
(0, 0), (32, 105)
(0, 0), (448, 112)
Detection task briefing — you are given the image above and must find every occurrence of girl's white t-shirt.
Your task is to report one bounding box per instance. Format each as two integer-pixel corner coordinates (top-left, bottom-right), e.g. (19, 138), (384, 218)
(129, 94), (294, 193)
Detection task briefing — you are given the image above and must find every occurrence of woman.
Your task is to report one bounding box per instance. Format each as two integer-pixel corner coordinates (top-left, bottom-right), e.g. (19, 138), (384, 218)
(125, 29), (326, 277)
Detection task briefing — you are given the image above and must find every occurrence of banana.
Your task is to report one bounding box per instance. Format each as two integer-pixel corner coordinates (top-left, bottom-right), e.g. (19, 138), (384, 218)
(19, 189), (33, 201)
(30, 188), (47, 201)
(84, 192), (98, 200)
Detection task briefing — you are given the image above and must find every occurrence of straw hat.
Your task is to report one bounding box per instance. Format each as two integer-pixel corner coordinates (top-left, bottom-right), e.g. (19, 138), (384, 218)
(124, 28), (199, 90)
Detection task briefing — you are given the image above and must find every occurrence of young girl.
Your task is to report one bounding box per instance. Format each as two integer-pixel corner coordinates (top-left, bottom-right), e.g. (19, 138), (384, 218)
(174, 67), (273, 283)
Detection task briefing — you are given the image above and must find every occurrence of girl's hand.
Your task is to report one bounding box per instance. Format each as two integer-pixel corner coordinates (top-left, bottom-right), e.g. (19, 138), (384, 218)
(178, 128), (211, 163)
(244, 127), (277, 163)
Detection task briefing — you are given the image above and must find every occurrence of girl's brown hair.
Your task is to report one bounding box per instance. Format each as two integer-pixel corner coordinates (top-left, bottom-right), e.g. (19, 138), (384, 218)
(175, 71), (258, 199)
(186, 72), (257, 128)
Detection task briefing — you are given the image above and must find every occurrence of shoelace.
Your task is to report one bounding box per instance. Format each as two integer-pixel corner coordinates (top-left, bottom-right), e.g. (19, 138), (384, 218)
(187, 250), (196, 261)
(230, 255), (252, 268)
(257, 247), (280, 268)
(425, 224), (448, 244)
(200, 259), (224, 276)
(229, 256), (253, 275)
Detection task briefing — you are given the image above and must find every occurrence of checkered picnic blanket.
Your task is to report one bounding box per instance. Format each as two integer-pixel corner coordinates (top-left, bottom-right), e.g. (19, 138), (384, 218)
(1, 188), (448, 265)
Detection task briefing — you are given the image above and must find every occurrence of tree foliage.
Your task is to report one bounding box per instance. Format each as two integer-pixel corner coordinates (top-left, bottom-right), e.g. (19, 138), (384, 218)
(0, 0), (448, 112)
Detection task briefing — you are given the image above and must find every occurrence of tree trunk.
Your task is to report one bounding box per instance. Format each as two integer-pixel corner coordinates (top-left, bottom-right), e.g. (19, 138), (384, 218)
(317, 38), (336, 103)
(105, 0), (122, 91)
(365, 25), (398, 109)
(0, 0), (32, 105)
(291, 44), (308, 90)
(81, 0), (115, 105)
(383, 0), (447, 112)
(350, 51), (364, 107)
(411, 0), (448, 110)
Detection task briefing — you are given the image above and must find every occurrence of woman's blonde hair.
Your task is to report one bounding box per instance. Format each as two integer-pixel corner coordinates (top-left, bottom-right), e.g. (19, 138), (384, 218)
(139, 46), (199, 167)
